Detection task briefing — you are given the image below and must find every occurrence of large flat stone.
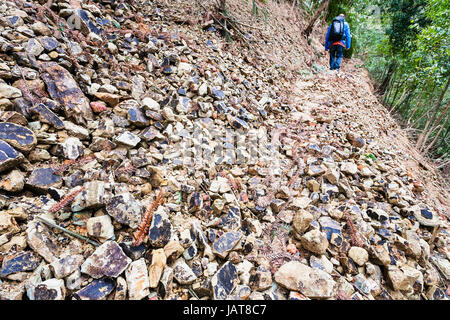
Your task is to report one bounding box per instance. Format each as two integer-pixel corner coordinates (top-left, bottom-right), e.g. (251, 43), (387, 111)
(0, 140), (23, 173)
(30, 103), (64, 129)
(1, 251), (41, 277)
(106, 192), (143, 229)
(81, 241), (131, 279)
(26, 167), (62, 192)
(274, 261), (336, 298)
(39, 62), (93, 125)
(0, 122), (36, 153)
(74, 278), (116, 300)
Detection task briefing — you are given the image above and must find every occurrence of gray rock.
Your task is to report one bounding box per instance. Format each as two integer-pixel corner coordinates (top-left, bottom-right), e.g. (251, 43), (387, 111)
(212, 231), (242, 259)
(71, 181), (106, 212)
(50, 254), (84, 279)
(63, 121), (90, 140)
(148, 207), (173, 248)
(33, 278), (66, 300)
(26, 220), (61, 263)
(73, 278), (116, 300)
(0, 140), (24, 173)
(86, 215), (115, 240)
(62, 137), (84, 160)
(81, 241), (131, 278)
(1, 251), (41, 277)
(26, 167), (62, 192)
(341, 162), (358, 175)
(30, 103), (64, 129)
(212, 261), (238, 300)
(0, 122), (36, 153)
(26, 38), (44, 56)
(106, 192), (143, 229)
(114, 131), (141, 147)
(0, 84), (22, 99)
(39, 62), (93, 125)
(274, 261), (336, 298)
(172, 258), (197, 285)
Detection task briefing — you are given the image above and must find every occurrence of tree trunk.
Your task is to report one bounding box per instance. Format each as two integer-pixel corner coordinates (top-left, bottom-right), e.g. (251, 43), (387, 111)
(419, 102), (450, 151)
(377, 63), (396, 96)
(398, 87), (416, 114)
(388, 79), (407, 108)
(416, 78), (450, 150)
(407, 82), (429, 125)
(423, 113), (449, 154)
(303, 0), (330, 38)
(382, 68), (398, 104)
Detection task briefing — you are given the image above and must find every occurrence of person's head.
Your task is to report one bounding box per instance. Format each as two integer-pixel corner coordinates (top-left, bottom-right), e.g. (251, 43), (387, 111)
(339, 13), (345, 19)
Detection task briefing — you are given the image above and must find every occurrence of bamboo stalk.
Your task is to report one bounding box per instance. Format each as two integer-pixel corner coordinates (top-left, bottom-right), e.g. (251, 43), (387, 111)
(36, 216), (100, 247)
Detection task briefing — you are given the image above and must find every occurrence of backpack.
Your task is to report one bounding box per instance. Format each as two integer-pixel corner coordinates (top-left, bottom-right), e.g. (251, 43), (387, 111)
(329, 18), (345, 42)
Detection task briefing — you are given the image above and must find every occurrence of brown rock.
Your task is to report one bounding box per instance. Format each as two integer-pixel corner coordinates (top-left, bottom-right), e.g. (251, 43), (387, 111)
(148, 249), (166, 288)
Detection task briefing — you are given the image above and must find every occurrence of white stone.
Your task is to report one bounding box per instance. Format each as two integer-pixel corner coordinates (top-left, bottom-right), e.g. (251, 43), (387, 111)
(142, 97), (160, 111)
(274, 261), (336, 298)
(125, 258), (150, 300)
(348, 246), (369, 266)
(86, 215), (114, 240)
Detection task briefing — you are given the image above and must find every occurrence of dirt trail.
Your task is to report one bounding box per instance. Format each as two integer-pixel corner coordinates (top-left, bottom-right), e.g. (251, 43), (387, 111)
(287, 57), (449, 218)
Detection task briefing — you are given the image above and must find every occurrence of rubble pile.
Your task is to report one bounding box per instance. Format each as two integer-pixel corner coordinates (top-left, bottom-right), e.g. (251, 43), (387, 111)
(0, 0), (448, 300)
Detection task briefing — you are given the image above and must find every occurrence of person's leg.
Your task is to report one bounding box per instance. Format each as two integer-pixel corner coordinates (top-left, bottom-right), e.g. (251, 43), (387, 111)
(329, 46), (336, 70)
(335, 46), (344, 70)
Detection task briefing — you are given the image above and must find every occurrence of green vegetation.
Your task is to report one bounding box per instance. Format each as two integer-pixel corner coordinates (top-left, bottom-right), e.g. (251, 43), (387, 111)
(332, 0), (449, 171)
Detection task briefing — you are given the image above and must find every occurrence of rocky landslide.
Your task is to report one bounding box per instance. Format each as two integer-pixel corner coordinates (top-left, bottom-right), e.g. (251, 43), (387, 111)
(0, 0), (448, 300)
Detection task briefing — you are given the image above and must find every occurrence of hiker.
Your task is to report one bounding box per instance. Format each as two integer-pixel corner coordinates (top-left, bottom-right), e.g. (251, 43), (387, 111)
(325, 14), (351, 71)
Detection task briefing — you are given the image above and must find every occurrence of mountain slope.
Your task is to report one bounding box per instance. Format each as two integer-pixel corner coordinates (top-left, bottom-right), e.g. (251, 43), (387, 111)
(0, 0), (448, 300)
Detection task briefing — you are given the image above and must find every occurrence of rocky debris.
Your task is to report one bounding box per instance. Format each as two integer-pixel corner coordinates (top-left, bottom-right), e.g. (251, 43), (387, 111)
(301, 229), (329, 255)
(113, 276), (127, 300)
(212, 231), (242, 259)
(348, 247), (369, 266)
(39, 62), (93, 125)
(148, 249), (166, 288)
(49, 254), (84, 279)
(26, 220), (61, 263)
(212, 261), (239, 300)
(172, 258), (197, 285)
(1, 251), (41, 278)
(274, 261), (336, 298)
(26, 168), (62, 192)
(0, 0), (448, 301)
(80, 241), (131, 279)
(73, 278), (116, 300)
(147, 207), (173, 248)
(0, 169), (25, 192)
(125, 258), (150, 300)
(0, 122), (36, 152)
(33, 278), (66, 300)
(0, 140), (24, 173)
(86, 215), (114, 240)
(0, 280), (26, 300)
(106, 193), (142, 229)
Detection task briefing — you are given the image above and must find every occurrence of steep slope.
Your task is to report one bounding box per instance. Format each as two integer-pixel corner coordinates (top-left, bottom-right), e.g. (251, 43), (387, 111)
(0, 0), (448, 300)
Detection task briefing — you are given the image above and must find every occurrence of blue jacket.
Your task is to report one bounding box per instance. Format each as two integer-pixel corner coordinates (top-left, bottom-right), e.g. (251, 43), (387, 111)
(325, 17), (351, 51)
